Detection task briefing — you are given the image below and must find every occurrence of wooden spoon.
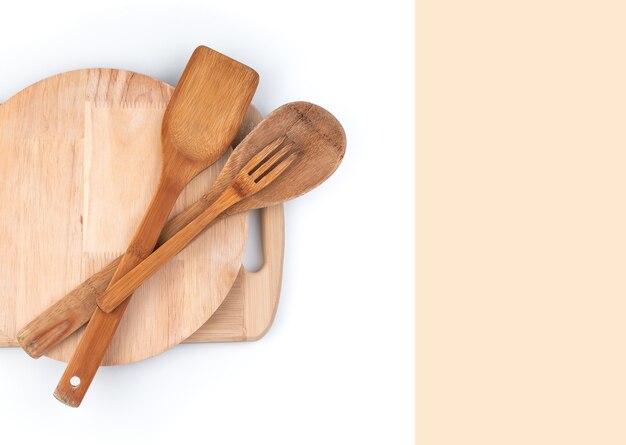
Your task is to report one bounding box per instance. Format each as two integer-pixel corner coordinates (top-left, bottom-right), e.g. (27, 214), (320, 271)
(53, 46), (259, 407)
(97, 102), (346, 313)
(17, 103), (345, 360)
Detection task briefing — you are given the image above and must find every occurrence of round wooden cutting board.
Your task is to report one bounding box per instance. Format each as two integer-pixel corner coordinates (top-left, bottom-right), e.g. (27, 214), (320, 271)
(0, 69), (249, 365)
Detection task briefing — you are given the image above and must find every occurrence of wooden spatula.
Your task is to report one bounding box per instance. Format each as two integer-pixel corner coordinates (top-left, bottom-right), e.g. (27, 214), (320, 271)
(53, 46), (259, 407)
(96, 102), (346, 313)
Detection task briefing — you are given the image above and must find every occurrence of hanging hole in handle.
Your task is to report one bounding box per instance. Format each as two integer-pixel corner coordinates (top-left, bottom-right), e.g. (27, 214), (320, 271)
(70, 376), (81, 388)
(243, 209), (264, 272)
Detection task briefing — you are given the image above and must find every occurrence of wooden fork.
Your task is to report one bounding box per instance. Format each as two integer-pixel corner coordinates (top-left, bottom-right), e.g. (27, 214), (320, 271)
(96, 136), (296, 312)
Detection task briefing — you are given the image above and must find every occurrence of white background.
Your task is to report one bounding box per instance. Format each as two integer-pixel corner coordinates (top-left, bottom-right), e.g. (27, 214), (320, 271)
(0, 1), (415, 444)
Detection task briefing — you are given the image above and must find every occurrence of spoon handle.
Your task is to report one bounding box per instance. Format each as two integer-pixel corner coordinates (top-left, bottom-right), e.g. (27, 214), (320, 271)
(53, 177), (184, 407)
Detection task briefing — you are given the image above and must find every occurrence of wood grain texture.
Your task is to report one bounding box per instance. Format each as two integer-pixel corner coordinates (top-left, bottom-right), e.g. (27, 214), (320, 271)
(0, 68), (248, 365)
(0, 76), (285, 353)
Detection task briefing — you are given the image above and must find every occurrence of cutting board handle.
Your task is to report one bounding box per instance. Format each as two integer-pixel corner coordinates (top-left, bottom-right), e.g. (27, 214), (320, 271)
(244, 204), (285, 340)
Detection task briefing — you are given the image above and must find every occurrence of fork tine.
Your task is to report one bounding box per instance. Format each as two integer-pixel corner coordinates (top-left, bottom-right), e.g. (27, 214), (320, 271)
(247, 136), (286, 175)
(250, 142), (294, 180)
(255, 151), (298, 188)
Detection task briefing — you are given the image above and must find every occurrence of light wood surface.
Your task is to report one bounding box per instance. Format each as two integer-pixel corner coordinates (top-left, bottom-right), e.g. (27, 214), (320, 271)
(0, 332), (17, 347)
(0, 72), (285, 353)
(97, 102), (346, 314)
(0, 68), (250, 365)
(54, 46), (259, 407)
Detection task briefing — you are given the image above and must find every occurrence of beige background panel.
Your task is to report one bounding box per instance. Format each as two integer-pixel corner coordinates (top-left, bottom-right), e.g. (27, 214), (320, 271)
(418, 1), (626, 444)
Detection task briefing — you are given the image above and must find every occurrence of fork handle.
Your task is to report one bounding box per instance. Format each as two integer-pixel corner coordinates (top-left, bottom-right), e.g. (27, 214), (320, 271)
(97, 186), (241, 313)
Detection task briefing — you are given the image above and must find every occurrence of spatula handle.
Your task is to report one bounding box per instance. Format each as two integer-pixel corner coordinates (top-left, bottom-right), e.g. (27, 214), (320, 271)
(54, 177), (183, 407)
